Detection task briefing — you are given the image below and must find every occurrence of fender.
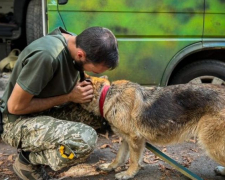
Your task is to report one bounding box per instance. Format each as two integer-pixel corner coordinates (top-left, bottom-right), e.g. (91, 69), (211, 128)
(161, 41), (225, 86)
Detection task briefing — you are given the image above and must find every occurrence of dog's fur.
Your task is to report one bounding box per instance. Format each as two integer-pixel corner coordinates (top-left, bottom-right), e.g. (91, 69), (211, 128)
(81, 76), (225, 180)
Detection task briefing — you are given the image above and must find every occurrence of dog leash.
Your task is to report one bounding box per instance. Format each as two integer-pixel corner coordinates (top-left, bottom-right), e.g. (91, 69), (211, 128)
(146, 143), (203, 180)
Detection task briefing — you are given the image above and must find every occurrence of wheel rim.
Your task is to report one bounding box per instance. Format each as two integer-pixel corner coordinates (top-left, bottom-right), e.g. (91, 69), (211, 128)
(189, 76), (225, 85)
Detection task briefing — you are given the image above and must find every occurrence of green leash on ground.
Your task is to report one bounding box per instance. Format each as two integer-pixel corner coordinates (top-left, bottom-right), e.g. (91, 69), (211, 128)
(146, 143), (203, 180)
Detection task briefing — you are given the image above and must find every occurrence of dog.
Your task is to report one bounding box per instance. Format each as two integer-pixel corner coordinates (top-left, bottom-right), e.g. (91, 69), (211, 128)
(80, 75), (225, 180)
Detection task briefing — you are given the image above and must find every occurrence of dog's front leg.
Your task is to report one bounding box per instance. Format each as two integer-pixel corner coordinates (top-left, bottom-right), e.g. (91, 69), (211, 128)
(98, 139), (129, 172)
(115, 137), (145, 180)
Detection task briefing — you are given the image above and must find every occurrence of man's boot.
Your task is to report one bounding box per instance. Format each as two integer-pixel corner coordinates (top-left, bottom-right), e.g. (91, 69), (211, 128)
(13, 151), (45, 180)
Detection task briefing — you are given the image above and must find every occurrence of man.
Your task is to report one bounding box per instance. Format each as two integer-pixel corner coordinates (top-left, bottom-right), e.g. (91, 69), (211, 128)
(0, 26), (119, 180)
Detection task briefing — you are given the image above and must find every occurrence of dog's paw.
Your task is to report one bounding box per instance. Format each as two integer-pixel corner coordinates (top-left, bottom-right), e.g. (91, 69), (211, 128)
(97, 163), (114, 172)
(115, 171), (134, 180)
(215, 166), (225, 176)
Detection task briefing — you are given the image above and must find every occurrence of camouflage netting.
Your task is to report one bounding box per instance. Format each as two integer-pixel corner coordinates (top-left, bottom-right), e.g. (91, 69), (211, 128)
(30, 102), (105, 130)
(0, 74), (105, 130)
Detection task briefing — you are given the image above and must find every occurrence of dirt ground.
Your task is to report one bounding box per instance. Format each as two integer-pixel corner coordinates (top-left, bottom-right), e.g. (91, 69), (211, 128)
(0, 134), (224, 180)
(0, 73), (225, 180)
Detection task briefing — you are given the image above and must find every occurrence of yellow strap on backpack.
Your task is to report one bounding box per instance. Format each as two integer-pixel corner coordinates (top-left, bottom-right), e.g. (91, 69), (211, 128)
(0, 49), (20, 72)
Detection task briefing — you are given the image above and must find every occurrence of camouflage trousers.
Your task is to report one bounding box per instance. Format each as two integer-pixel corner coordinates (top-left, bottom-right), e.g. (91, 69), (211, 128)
(0, 103), (99, 171)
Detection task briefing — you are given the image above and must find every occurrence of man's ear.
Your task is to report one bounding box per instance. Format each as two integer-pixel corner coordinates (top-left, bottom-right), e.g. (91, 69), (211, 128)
(100, 75), (108, 79)
(77, 49), (86, 60)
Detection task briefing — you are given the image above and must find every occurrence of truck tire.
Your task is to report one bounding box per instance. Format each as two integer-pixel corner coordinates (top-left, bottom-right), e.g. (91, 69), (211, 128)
(169, 60), (225, 85)
(26, 0), (43, 44)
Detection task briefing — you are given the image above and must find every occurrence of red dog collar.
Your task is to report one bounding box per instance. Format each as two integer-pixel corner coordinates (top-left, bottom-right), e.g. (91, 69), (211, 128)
(99, 85), (110, 117)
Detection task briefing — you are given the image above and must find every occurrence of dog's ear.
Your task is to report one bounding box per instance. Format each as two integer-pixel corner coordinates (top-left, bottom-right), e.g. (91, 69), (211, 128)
(100, 75), (108, 80)
(85, 73), (91, 79)
(84, 74), (92, 83)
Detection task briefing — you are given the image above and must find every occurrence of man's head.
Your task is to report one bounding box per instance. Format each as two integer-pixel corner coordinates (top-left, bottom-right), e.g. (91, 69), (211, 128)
(70, 27), (119, 73)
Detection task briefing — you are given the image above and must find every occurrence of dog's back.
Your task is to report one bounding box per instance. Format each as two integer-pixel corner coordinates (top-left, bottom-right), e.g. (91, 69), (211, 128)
(126, 83), (225, 166)
(132, 83), (225, 143)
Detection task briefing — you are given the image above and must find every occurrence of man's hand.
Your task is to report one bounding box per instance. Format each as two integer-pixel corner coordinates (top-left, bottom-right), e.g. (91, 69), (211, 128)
(69, 81), (93, 103)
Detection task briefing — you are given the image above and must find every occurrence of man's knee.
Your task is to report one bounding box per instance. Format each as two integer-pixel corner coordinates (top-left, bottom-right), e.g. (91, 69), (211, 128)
(78, 123), (98, 149)
(61, 122), (98, 157)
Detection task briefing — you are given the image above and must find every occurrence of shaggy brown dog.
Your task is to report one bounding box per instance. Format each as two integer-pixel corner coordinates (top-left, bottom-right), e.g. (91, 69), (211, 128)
(81, 76), (225, 180)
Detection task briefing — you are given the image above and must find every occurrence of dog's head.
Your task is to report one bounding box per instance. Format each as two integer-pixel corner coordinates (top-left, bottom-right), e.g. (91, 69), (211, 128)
(81, 75), (110, 116)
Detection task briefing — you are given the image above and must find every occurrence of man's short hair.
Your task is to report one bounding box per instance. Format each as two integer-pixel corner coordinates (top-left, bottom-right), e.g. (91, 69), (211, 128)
(76, 27), (119, 70)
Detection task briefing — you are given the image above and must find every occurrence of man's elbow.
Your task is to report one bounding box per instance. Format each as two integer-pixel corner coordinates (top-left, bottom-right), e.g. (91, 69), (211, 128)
(7, 104), (21, 115)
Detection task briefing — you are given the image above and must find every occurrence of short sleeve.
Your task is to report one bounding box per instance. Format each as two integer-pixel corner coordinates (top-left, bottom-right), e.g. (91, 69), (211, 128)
(17, 51), (55, 95)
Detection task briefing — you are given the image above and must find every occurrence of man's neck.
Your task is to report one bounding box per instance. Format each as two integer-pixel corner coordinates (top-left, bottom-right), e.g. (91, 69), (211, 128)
(63, 34), (78, 62)
(62, 33), (72, 42)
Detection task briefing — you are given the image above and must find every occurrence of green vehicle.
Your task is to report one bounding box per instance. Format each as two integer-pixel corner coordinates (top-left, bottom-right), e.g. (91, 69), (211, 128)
(1, 0), (225, 86)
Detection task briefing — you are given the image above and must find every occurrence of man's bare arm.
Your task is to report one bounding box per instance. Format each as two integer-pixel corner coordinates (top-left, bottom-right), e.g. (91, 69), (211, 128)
(7, 81), (93, 115)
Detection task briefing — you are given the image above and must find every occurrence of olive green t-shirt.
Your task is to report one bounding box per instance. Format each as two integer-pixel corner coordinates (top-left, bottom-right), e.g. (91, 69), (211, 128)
(0, 27), (79, 122)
